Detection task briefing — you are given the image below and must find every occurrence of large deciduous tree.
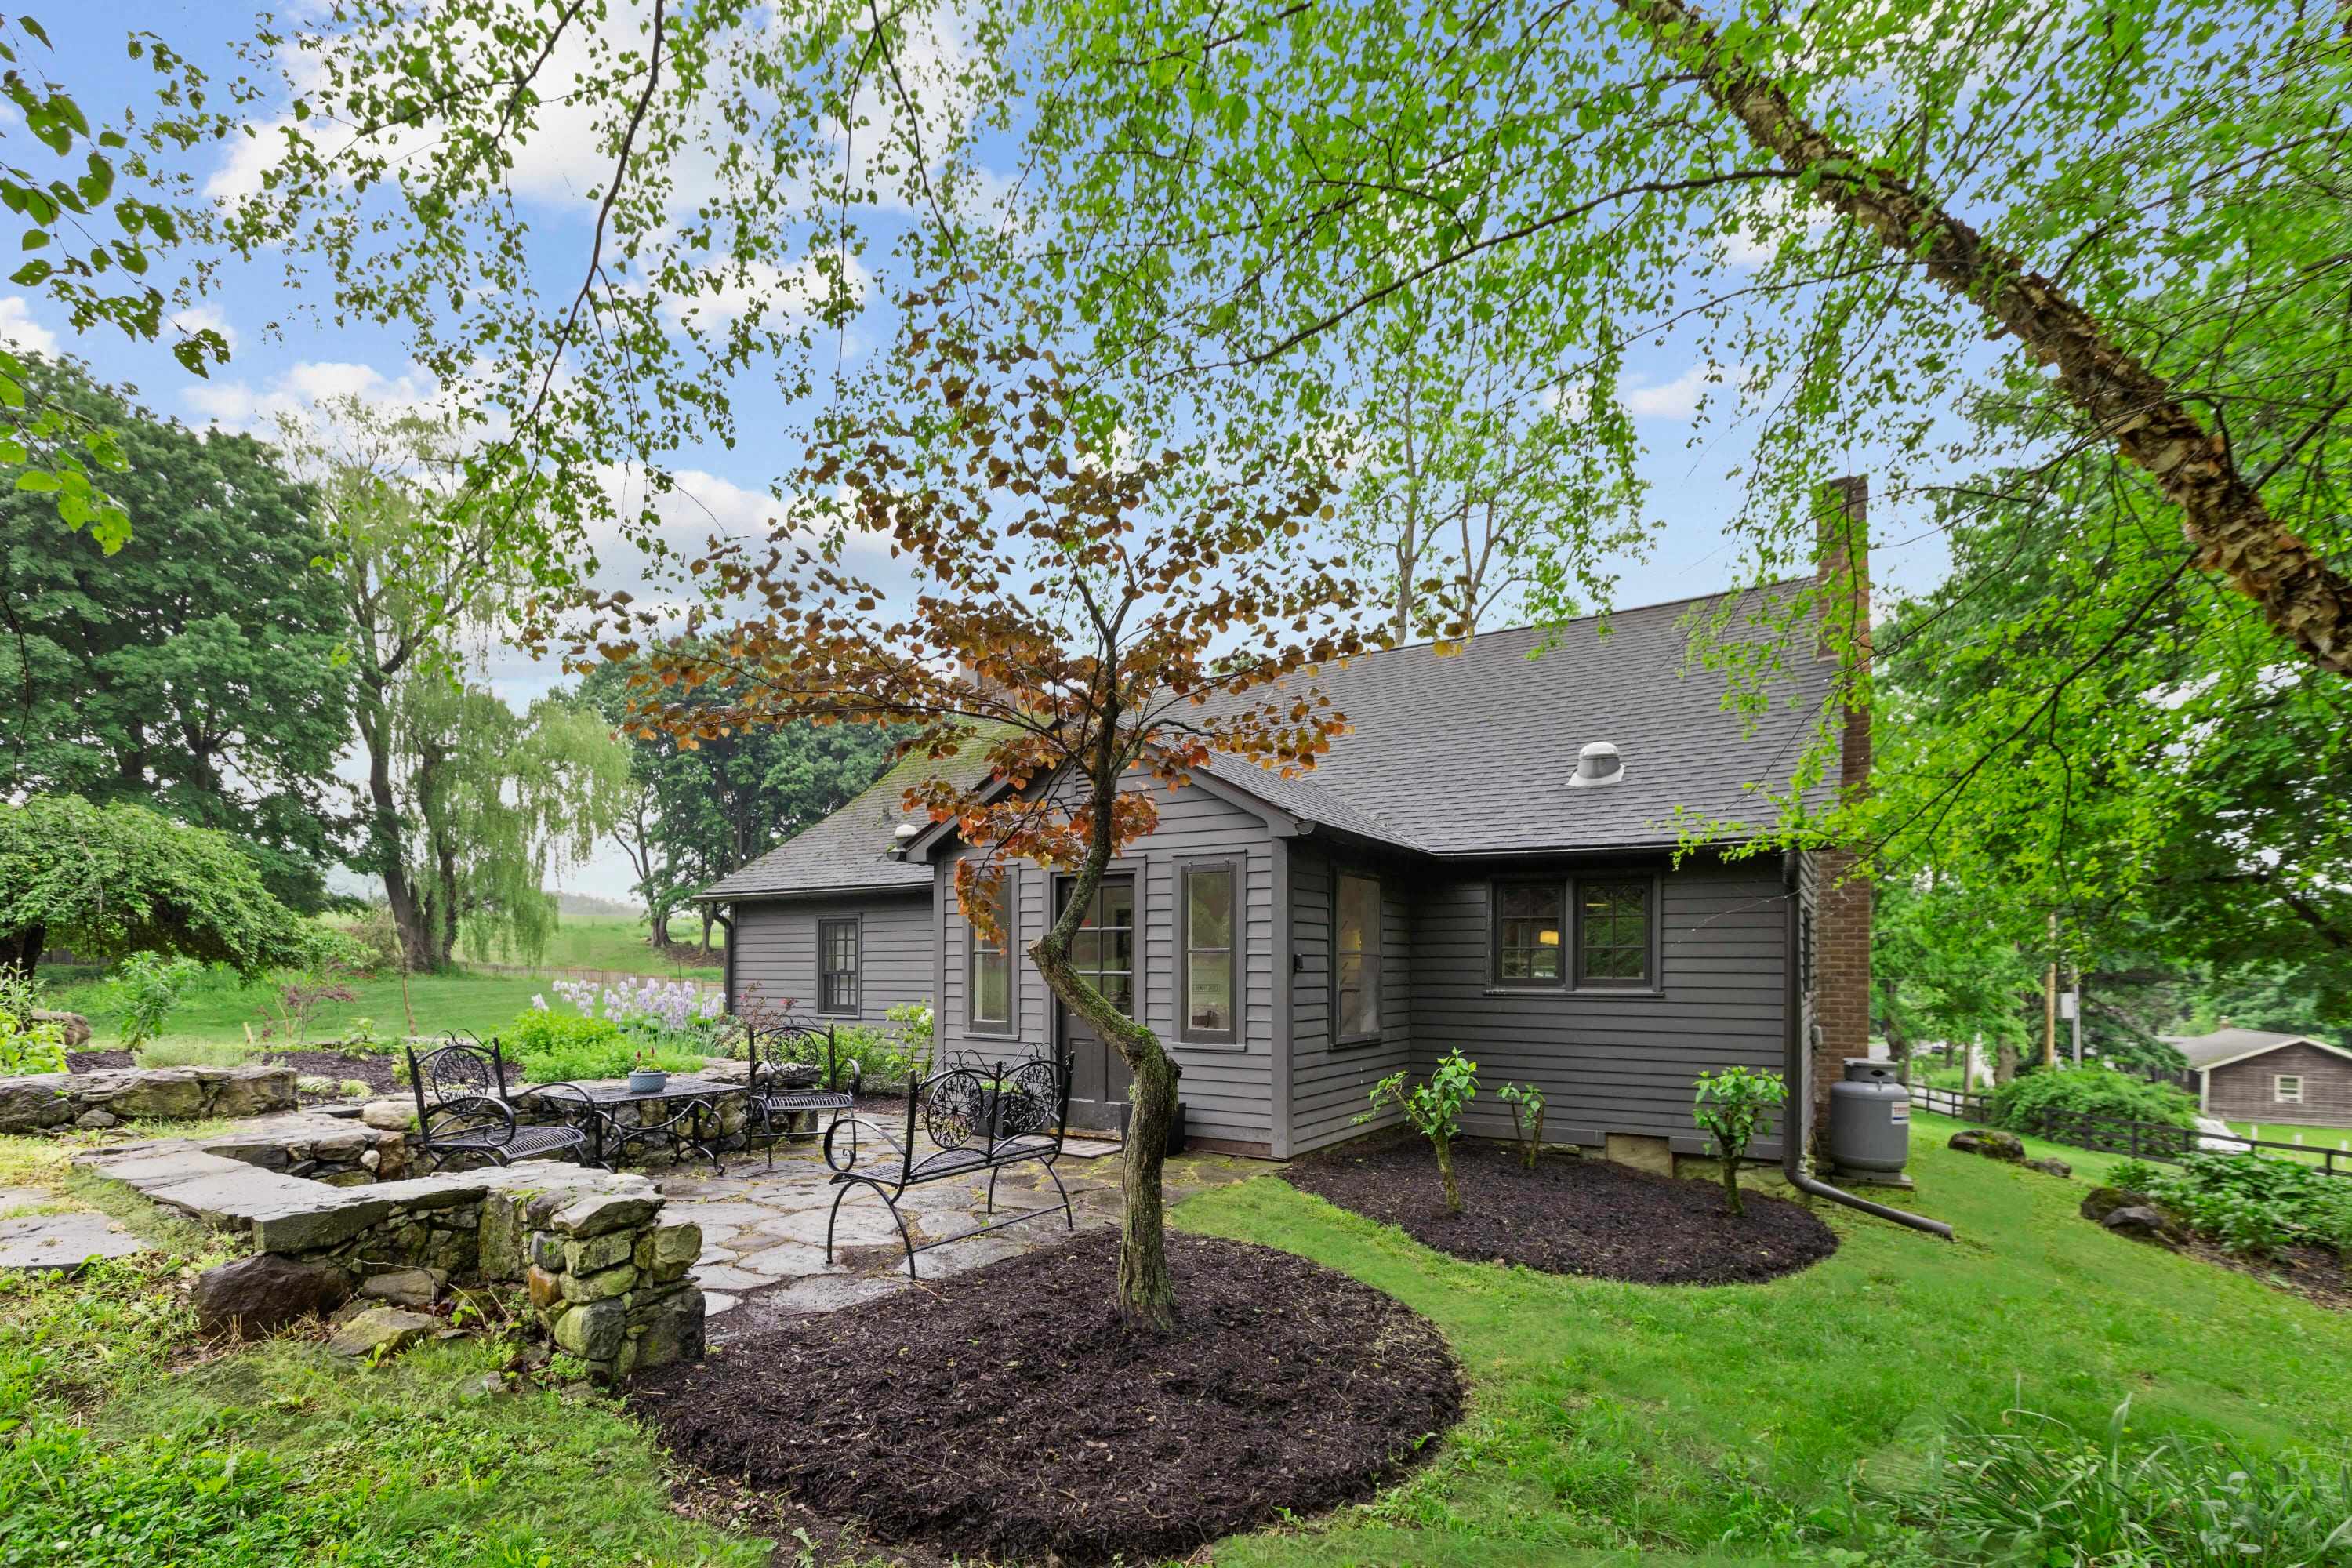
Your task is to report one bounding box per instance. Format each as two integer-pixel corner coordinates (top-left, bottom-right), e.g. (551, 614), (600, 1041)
(0, 793), (310, 978)
(580, 652), (904, 949)
(583, 318), (1370, 1328)
(0, 356), (353, 909)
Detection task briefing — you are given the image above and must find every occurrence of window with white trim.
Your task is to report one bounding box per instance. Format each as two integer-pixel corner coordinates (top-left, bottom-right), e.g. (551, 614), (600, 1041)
(1181, 862), (1237, 1043)
(969, 878), (1013, 1032)
(2275, 1073), (2305, 1105)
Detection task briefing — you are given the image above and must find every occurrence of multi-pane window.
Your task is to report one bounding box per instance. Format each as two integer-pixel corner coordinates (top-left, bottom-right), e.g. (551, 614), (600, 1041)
(2277, 1074), (2306, 1105)
(1065, 877), (1138, 1017)
(1495, 882), (1565, 983)
(969, 880), (1012, 1030)
(1183, 862), (1236, 1041)
(1576, 879), (1652, 986)
(817, 918), (861, 1015)
(1335, 871), (1381, 1042)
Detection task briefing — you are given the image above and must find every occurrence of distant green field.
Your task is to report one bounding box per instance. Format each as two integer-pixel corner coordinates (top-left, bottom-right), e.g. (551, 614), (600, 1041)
(2228, 1120), (2352, 1164)
(464, 913), (723, 979)
(41, 967), (560, 1052)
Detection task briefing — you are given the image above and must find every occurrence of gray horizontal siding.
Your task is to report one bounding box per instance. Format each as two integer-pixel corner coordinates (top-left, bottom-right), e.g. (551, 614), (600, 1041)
(1403, 855), (1791, 1152)
(1287, 844), (1415, 1154)
(935, 776), (1276, 1149)
(729, 891), (934, 1026)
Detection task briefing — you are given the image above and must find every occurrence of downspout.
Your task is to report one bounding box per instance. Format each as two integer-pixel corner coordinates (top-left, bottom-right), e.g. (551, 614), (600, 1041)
(1781, 850), (1953, 1240)
(712, 905), (738, 1017)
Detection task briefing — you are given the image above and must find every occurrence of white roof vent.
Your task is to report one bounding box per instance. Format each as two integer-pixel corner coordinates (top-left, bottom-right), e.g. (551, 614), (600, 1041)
(893, 822), (921, 841)
(1567, 741), (1624, 789)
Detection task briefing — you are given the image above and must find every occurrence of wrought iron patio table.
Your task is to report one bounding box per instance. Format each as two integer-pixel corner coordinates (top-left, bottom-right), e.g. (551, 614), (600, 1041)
(550, 1076), (748, 1174)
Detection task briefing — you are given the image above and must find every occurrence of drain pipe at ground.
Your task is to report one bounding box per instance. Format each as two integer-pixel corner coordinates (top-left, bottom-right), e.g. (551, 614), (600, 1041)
(1780, 850), (1955, 1241)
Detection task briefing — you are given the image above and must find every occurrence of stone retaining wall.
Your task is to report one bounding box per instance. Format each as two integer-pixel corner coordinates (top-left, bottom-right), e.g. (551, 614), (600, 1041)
(0, 1065), (296, 1133)
(78, 1140), (704, 1382)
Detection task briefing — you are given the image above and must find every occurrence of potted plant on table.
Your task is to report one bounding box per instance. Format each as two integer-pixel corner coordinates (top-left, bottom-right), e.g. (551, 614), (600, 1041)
(627, 1050), (670, 1095)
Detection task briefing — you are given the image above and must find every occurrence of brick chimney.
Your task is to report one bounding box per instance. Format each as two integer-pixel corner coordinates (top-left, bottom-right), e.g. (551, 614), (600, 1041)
(1809, 475), (1871, 1153)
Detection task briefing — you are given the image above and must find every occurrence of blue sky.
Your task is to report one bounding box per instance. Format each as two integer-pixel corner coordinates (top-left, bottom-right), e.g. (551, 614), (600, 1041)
(19, 5), (1958, 900)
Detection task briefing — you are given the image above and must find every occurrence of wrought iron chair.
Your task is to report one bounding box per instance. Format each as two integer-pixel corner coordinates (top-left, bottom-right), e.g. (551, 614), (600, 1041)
(744, 1017), (862, 1170)
(407, 1033), (606, 1173)
(822, 1048), (1073, 1279)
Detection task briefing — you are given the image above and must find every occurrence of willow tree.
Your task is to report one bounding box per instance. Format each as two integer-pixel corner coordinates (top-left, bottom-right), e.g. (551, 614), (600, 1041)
(581, 315), (1368, 1328)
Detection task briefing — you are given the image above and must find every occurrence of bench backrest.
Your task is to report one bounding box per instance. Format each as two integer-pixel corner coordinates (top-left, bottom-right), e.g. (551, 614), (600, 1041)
(891, 1049), (1070, 1180)
(743, 1016), (848, 1091)
(407, 1032), (514, 1142)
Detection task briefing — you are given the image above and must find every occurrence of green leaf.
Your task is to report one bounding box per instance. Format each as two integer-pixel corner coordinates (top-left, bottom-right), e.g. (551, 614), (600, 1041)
(9, 259), (51, 287)
(14, 470), (63, 493)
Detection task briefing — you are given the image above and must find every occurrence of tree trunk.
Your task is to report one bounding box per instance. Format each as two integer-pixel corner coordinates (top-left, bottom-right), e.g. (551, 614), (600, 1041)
(1876, 976), (1914, 1082)
(355, 677), (430, 971)
(1717, 1133), (1744, 1216)
(1994, 1040), (2019, 1085)
(3, 920), (45, 980)
(1433, 1131), (1461, 1213)
(1025, 722), (1183, 1330)
(1621, 0), (2352, 678)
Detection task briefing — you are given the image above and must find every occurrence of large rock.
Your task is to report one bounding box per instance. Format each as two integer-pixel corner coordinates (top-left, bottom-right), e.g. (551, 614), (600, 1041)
(0, 1212), (147, 1272)
(31, 1011), (89, 1049)
(192, 1254), (350, 1335)
(629, 1285), (706, 1373)
(551, 1298), (626, 1361)
(2100, 1206), (2183, 1247)
(2025, 1156), (2073, 1179)
(0, 1075), (75, 1134)
(107, 1070), (207, 1122)
(1947, 1128), (2026, 1161)
(358, 1267), (441, 1308)
(2081, 1185), (2155, 1225)
(361, 1099), (417, 1132)
(206, 1066), (298, 1120)
(327, 1305), (437, 1359)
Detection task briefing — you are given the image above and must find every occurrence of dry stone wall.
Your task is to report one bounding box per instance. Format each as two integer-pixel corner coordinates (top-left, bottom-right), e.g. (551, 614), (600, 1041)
(0, 1065), (296, 1132)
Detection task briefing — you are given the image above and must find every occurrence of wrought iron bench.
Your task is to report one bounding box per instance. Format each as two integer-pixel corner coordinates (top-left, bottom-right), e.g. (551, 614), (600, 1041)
(407, 1033), (606, 1174)
(744, 1017), (862, 1170)
(822, 1050), (1073, 1279)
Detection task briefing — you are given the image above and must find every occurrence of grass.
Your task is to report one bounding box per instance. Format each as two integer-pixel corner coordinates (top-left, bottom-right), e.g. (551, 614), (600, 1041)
(6, 1120), (2351, 1566)
(1181, 1132), (2352, 1565)
(2229, 1120), (2352, 1167)
(0, 1127), (765, 1568)
(38, 970), (557, 1052)
(466, 914), (724, 980)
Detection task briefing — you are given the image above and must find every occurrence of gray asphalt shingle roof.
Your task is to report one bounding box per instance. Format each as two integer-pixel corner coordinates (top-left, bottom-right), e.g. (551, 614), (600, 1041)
(2158, 1027), (2335, 1070)
(706, 583), (1838, 898)
(1194, 583), (1836, 856)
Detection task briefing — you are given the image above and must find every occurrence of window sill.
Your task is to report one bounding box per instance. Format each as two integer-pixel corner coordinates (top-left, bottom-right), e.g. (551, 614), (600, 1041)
(1331, 1034), (1392, 1051)
(1479, 985), (1667, 1001)
(1174, 1035), (1246, 1054)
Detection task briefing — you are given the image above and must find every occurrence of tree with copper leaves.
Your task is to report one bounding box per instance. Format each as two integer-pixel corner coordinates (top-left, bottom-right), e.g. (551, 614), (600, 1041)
(575, 309), (1375, 1328)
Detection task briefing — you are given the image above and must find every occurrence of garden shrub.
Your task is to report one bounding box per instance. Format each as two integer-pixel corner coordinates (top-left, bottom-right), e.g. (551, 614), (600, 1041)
(0, 970), (66, 1074)
(1987, 1065), (2196, 1132)
(2110, 1151), (2352, 1257)
(111, 953), (205, 1050)
(1359, 1048), (1479, 1213)
(502, 1010), (700, 1084)
(548, 977), (728, 1055)
(1692, 1065), (1787, 1218)
(1857, 1400), (2352, 1566)
(132, 1039), (255, 1071)
(1497, 1081), (1546, 1171)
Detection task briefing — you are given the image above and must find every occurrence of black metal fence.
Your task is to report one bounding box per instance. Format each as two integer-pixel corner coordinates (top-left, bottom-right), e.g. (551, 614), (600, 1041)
(1911, 1083), (2350, 1179)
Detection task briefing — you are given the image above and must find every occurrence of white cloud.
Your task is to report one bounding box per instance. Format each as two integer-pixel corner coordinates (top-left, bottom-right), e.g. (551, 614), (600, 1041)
(654, 255), (872, 333)
(184, 358), (441, 435)
(1716, 185), (1833, 267)
(167, 303), (238, 354)
(0, 296), (57, 356)
(1625, 362), (1744, 420)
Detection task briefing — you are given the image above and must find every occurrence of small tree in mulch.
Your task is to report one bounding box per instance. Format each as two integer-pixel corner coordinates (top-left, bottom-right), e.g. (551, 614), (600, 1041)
(1692, 1066), (1788, 1218)
(1360, 1049), (1479, 1213)
(1498, 1082), (1546, 1171)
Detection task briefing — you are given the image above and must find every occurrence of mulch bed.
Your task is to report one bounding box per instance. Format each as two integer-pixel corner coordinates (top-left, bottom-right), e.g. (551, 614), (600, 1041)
(2176, 1236), (2352, 1312)
(1287, 1137), (1838, 1286)
(631, 1230), (1462, 1566)
(64, 1047), (398, 1102)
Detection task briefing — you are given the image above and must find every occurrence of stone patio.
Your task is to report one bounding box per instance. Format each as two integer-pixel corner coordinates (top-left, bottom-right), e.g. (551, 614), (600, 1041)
(663, 1136), (1273, 1338)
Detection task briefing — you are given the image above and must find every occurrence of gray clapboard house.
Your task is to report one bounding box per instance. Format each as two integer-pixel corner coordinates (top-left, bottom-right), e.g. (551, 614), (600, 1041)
(702, 571), (1865, 1164)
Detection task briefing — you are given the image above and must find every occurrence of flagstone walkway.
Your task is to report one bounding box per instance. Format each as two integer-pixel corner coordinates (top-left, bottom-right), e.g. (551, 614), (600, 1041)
(659, 1136), (1274, 1338)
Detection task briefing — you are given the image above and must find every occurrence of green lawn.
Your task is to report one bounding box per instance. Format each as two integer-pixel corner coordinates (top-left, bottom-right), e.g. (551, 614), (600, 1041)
(471, 913), (724, 980)
(2228, 1120), (2352, 1165)
(5, 1123), (2350, 1566)
(39, 968), (556, 1052)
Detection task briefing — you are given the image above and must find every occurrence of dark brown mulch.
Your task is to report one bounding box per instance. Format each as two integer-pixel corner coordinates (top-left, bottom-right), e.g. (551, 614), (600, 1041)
(2178, 1236), (2352, 1312)
(1287, 1137), (1838, 1286)
(65, 1047), (397, 1102)
(630, 1230), (1462, 1566)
